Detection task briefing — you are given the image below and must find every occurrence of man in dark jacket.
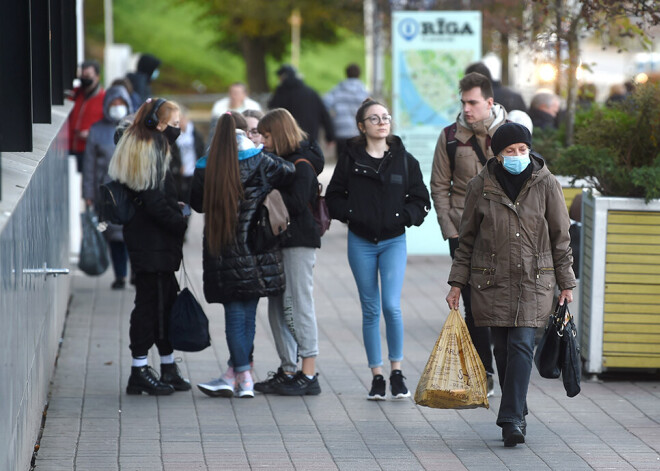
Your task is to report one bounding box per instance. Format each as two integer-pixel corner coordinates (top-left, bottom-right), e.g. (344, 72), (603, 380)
(268, 65), (336, 144)
(528, 91), (560, 130)
(127, 53), (161, 107)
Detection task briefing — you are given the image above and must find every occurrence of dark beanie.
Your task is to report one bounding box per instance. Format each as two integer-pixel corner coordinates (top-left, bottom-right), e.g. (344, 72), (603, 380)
(491, 122), (532, 156)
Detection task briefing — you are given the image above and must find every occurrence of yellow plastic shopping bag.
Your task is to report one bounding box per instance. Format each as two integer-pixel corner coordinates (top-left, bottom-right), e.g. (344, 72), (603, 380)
(414, 309), (489, 409)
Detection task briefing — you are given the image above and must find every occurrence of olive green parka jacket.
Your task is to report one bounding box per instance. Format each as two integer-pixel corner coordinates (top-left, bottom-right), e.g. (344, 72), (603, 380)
(448, 154), (576, 328)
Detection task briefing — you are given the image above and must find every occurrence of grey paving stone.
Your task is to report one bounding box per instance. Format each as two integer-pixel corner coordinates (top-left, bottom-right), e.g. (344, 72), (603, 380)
(33, 208), (660, 470)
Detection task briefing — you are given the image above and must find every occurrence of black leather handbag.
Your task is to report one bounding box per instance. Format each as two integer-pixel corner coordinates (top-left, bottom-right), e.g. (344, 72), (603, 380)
(534, 301), (582, 397)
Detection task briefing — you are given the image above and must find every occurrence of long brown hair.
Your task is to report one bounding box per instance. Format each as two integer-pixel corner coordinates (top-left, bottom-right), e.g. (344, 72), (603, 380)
(257, 108), (306, 156)
(203, 113), (244, 256)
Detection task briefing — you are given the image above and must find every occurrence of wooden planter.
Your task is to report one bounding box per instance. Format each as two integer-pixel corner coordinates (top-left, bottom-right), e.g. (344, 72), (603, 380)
(580, 191), (660, 374)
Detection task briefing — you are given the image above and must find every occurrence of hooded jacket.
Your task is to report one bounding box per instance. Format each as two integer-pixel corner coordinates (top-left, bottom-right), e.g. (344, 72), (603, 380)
(268, 70), (335, 143)
(326, 135), (430, 243)
(324, 78), (369, 139)
(127, 53), (161, 105)
(448, 154), (576, 328)
(190, 149), (296, 304)
(430, 104), (508, 239)
(82, 85), (133, 241)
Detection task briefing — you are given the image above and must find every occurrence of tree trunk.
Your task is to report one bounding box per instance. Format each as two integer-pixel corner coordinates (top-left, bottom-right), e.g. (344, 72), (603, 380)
(240, 36), (269, 94)
(500, 32), (509, 85)
(554, 0), (562, 96)
(565, 25), (580, 146)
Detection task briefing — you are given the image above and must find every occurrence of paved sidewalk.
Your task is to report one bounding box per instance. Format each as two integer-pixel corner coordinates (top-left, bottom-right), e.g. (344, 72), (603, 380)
(35, 210), (660, 470)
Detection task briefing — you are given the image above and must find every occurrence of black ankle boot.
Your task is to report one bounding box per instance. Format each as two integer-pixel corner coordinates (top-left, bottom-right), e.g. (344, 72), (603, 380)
(126, 366), (175, 395)
(160, 363), (191, 391)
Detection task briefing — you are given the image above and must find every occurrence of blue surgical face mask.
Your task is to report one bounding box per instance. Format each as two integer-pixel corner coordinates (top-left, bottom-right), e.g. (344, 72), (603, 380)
(151, 69), (160, 81)
(502, 152), (531, 175)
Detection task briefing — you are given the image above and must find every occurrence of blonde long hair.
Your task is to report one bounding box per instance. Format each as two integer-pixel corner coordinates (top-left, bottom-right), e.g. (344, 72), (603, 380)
(108, 98), (179, 191)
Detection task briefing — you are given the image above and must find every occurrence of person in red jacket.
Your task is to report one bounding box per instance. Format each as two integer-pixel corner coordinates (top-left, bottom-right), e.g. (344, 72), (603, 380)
(68, 60), (105, 172)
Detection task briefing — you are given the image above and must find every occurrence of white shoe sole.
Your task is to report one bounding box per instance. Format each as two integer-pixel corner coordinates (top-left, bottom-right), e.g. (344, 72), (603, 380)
(197, 384), (234, 398)
(237, 390), (254, 398)
(391, 392), (411, 399)
(367, 394), (386, 401)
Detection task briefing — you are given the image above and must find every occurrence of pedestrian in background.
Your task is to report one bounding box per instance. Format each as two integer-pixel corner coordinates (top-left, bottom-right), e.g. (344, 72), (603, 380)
(324, 63), (369, 159)
(325, 98), (430, 400)
(430, 72), (507, 397)
(208, 83), (262, 148)
(465, 62), (526, 113)
(528, 91), (561, 130)
(127, 53), (162, 107)
(255, 108), (324, 396)
(108, 98), (190, 396)
(82, 84), (133, 289)
(446, 122), (575, 447)
(193, 114), (295, 399)
(170, 105), (205, 203)
(67, 59), (105, 172)
(268, 65), (335, 145)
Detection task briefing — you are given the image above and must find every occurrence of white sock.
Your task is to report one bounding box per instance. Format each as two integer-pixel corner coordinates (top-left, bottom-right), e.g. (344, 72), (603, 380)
(305, 374), (315, 380)
(160, 354), (174, 364)
(132, 356), (148, 367)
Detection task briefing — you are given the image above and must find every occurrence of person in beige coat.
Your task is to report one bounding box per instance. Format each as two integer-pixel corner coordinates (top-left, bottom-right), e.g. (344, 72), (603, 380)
(431, 72), (508, 394)
(446, 123), (576, 447)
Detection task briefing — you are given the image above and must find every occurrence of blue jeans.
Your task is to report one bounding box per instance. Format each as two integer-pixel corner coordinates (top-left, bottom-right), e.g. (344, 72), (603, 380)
(491, 327), (536, 428)
(223, 299), (259, 373)
(347, 231), (407, 368)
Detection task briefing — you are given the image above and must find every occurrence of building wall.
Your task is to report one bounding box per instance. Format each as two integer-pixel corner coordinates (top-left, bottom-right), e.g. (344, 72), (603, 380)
(0, 104), (72, 471)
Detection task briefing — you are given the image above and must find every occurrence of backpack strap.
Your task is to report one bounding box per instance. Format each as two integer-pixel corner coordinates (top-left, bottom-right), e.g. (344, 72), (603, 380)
(444, 123), (458, 174)
(467, 135), (489, 167)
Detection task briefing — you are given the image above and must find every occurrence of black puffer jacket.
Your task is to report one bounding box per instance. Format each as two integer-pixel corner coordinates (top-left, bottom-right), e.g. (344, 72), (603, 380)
(326, 136), (430, 243)
(190, 151), (295, 304)
(123, 172), (187, 273)
(279, 140), (324, 249)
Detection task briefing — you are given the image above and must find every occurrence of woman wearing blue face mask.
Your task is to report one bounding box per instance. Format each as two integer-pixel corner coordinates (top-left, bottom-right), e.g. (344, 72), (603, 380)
(446, 122), (576, 447)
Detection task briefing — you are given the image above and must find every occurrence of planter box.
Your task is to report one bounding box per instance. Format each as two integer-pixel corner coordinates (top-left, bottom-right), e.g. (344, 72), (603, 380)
(580, 191), (660, 374)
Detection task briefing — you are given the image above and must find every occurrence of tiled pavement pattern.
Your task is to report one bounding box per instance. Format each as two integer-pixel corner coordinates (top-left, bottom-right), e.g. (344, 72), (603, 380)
(36, 195), (660, 470)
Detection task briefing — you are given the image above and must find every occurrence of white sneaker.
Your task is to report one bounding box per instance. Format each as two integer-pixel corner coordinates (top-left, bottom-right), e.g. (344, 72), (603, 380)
(236, 371), (254, 398)
(197, 377), (234, 398)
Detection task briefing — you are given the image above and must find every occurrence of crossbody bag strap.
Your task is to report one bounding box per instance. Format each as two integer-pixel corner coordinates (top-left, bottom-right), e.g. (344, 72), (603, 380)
(468, 134), (489, 167)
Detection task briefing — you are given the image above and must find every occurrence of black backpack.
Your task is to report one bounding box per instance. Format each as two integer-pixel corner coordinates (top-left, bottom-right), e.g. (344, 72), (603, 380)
(98, 180), (141, 225)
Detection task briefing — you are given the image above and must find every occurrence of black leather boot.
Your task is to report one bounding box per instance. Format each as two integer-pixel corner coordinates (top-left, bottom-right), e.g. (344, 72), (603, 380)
(126, 366), (175, 395)
(160, 363), (191, 391)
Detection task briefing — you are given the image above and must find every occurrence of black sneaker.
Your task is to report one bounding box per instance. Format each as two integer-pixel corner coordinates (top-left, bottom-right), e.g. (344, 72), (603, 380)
(502, 423), (525, 447)
(273, 371), (321, 396)
(390, 370), (411, 399)
(254, 368), (292, 394)
(487, 373), (495, 397)
(367, 374), (386, 401)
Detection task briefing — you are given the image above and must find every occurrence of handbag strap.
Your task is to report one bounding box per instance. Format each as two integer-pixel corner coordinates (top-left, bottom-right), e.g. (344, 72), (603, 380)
(178, 257), (201, 300)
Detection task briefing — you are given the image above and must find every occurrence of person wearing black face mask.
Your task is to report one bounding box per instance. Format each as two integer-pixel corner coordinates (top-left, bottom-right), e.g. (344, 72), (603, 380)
(108, 97), (190, 396)
(67, 59), (105, 172)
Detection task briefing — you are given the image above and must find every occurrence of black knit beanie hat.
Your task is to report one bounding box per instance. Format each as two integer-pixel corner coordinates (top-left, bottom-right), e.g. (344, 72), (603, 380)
(491, 122), (532, 156)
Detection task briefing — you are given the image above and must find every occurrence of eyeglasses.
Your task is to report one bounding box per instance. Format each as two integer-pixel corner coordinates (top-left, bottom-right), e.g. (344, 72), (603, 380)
(248, 128), (260, 137)
(363, 114), (392, 125)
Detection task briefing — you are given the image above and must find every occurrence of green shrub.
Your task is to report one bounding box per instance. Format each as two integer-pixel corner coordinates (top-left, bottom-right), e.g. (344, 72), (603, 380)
(553, 82), (660, 201)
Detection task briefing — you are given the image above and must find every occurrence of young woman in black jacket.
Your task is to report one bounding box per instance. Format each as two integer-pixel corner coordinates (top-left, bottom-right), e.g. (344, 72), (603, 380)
(254, 108), (324, 396)
(326, 98), (430, 400)
(108, 98), (189, 395)
(191, 113), (295, 398)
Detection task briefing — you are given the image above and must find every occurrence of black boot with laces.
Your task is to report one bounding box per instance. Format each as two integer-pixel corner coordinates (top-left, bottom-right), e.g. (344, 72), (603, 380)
(126, 366), (175, 395)
(160, 363), (192, 391)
